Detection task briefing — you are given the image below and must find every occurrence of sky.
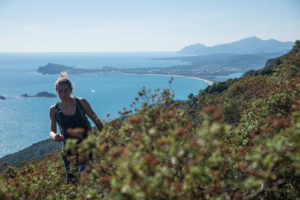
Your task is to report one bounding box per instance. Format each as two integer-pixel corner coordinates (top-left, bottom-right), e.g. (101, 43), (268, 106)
(0, 0), (299, 52)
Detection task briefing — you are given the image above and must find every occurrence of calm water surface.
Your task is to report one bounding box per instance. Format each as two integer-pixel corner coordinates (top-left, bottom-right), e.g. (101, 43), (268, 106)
(0, 52), (208, 158)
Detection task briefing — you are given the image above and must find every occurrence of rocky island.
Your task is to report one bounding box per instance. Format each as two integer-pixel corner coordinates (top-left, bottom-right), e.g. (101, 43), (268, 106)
(20, 91), (57, 98)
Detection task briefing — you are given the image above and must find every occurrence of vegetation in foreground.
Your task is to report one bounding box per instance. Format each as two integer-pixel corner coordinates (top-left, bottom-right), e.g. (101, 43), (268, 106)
(0, 41), (299, 200)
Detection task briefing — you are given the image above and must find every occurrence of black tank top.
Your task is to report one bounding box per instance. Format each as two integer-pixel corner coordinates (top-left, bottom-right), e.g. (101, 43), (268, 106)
(54, 97), (91, 146)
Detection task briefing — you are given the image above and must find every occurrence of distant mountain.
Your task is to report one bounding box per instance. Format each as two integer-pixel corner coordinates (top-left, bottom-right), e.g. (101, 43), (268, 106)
(179, 37), (294, 55)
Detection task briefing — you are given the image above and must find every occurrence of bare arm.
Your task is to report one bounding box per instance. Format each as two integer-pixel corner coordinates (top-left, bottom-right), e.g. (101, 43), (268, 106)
(80, 98), (103, 131)
(49, 106), (64, 142)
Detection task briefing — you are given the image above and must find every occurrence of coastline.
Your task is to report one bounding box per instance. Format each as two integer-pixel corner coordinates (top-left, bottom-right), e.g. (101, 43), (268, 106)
(37, 63), (215, 86)
(140, 73), (214, 86)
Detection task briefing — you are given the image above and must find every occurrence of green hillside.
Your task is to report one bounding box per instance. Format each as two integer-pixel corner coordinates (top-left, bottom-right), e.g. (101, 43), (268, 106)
(0, 41), (299, 199)
(0, 139), (60, 172)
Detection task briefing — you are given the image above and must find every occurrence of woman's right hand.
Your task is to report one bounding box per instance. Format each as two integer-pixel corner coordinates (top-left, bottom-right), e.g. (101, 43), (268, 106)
(54, 134), (64, 142)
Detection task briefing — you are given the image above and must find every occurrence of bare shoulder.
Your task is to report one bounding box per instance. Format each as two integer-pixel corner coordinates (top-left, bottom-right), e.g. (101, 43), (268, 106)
(49, 105), (56, 118)
(50, 104), (56, 112)
(77, 97), (84, 101)
(77, 97), (90, 106)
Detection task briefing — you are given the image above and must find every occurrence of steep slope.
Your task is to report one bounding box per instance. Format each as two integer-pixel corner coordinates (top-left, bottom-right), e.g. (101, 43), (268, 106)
(0, 41), (299, 199)
(0, 139), (60, 172)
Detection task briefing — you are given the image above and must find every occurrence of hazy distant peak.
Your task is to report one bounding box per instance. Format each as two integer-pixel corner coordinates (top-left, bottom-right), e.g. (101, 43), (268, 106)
(237, 36), (262, 43)
(178, 43), (207, 55)
(189, 43), (207, 47)
(179, 36), (294, 55)
(240, 36), (261, 41)
(182, 43), (207, 49)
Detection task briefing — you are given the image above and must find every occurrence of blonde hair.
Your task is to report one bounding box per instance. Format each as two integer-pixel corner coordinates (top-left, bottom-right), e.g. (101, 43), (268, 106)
(55, 72), (73, 91)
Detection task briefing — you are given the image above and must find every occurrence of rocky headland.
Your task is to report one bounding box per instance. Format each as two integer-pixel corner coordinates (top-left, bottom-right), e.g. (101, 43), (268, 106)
(37, 63), (103, 74)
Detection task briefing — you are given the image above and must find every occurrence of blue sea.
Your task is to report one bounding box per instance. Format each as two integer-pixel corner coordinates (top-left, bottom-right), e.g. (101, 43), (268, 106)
(0, 52), (210, 158)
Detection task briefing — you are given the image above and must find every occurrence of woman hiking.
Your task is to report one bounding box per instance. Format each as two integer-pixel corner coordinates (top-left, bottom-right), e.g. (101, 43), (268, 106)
(49, 72), (103, 183)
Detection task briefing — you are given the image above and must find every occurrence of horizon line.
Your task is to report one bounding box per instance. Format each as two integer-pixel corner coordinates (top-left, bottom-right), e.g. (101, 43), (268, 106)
(0, 37), (296, 54)
(0, 50), (180, 54)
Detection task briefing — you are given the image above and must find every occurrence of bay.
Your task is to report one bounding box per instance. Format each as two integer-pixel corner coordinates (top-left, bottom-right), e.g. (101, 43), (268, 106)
(0, 52), (209, 158)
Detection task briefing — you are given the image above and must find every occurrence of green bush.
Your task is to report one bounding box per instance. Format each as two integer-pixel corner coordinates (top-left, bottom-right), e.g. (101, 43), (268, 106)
(1, 42), (300, 199)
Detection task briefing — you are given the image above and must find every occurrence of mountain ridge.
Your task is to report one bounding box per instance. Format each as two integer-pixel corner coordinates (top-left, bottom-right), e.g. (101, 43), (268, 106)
(179, 36), (294, 55)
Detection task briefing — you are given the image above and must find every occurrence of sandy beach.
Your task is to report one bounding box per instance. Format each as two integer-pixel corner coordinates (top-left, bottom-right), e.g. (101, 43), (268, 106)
(142, 73), (214, 86)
